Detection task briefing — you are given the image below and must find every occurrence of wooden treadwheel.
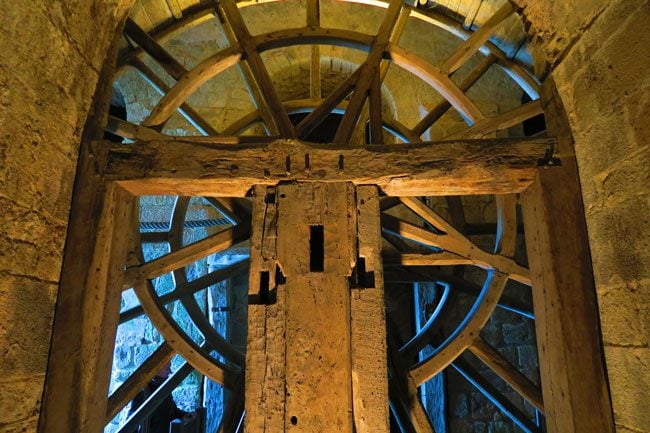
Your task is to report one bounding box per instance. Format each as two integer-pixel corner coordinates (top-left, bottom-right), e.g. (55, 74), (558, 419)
(105, 0), (548, 432)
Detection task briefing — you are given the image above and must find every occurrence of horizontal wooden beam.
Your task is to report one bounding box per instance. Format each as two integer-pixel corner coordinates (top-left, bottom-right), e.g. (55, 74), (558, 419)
(101, 137), (554, 197)
(123, 224), (251, 287)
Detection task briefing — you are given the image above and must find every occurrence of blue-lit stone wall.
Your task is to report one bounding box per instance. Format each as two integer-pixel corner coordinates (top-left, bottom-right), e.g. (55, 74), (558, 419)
(105, 196), (247, 433)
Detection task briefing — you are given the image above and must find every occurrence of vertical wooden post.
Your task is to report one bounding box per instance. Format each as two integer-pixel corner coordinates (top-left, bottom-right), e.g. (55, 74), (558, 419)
(244, 183), (389, 433)
(244, 185), (287, 432)
(279, 183), (355, 433)
(351, 186), (390, 433)
(520, 85), (615, 433)
(39, 180), (136, 433)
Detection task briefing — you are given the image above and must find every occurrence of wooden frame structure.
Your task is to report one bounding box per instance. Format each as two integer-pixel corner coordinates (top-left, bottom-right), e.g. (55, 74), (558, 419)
(39, 1), (614, 432)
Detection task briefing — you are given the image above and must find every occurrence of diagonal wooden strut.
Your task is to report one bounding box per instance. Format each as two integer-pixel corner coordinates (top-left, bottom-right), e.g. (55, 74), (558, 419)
(217, 0), (296, 137)
(334, 0), (403, 144)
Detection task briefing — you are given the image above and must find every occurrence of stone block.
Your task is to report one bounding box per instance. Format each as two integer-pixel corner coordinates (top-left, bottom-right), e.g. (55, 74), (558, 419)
(586, 196), (650, 287)
(488, 421), (514, 433)
(605, 346), (650, 431)
(517, 345), (539, 369)
(502, 322), (531, 345)
(451, 392), (469, 418)
(0, 375), (44, 426)
(598, 280), (649, 347)
(0, 276), (57, 376)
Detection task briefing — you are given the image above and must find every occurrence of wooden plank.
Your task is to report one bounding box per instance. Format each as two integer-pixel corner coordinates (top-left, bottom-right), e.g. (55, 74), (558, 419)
(119, 259), (249, 324)
(387, 44), (484, 124)
(165, 0), (183, 19)
(452, 360), (541, 433)
(368, 70), (384, 144)
(141, 46), (243, 129)
(106, 115), (272, 144)
(130, 57), (221, 136)
(217, 0), (296, 137)
(296, 69), (361, 138)
(520, 86), (614, 433)
(381, 213), (531, 285)
(307, 0), (321, 100)
(440, 2), (513, 75)
(168, 197), (246, 366)
(334, 0), (403, 143)
(351, 186), (389, 433)
(124, 224), (251, 287)
(116, 360), (195, 433)
(350, 8), (410, 145)
(39, 183), (135, 433)
(468, 337), (544, 412)
(447, 100), (544, 139)
(104, 137), (552, 197)
(123, 17), (187, 81)
(133, 276), (237, 387)
(387, 329), (435, 433)
(409, 271), (508, 385)
(244, 185), (286, 432)
(412, 54), (494, 137)
(106, 342), (175, 422)
(279, 183), (355, 432)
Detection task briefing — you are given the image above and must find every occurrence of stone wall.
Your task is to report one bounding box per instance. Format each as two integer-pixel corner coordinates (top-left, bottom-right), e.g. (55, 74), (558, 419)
(0, 1), (647, 432)
(513, 0), (650, 431)
(0, 1), (133, 432)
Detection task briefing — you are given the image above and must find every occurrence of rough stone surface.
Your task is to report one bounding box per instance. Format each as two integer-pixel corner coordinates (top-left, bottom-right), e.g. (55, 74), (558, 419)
(0, 0), (647, 432)
(0, 1), (134, 432)
(513, 0), (650, 431)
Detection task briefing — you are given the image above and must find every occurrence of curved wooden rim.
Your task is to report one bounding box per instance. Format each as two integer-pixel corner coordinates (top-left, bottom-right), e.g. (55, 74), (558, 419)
(131, 211), (239, 388)
(168, 197), (247, 367)
(142, 27), (483, 128)
(116, 0), (538, 99)
(222, 98), (420, 143)
(408, 271), (508, 386)
(133, 278), (238, 388)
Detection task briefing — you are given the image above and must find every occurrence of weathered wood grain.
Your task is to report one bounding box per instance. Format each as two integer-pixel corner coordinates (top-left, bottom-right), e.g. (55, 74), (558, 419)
(468, 337), (544, 412)
(102, 137), (552, 197)
(409, 271), (508, 385)
(278, 183), (355, 432)
(351, 186), (389, 433)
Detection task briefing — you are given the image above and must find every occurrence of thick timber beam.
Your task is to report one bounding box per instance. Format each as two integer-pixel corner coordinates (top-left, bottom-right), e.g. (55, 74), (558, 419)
(39, 183), (136, 433)
(101, 137), (554, 197)
(520, 86), (614, 433)
(244, 183), (389, 432)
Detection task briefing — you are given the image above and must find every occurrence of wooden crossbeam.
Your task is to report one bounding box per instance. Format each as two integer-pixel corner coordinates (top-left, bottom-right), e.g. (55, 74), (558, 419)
(452, 359), (541, 433)
(334, 0), (403, 143)
(123, 224), (251, 287)
(169, 197), (246, 366)
(440, 2), (513, 75)
(413, 55), (494, 137)
(351, 8), (411, 145)
(409, 271), (508, 386)
(296, 69), (362, 138)
(124, 18), (187, 81)
(102, 137), (553, 197)
(381, 214), (531, 284)
(217, 0), (296, 137)
(307, 0), (321, 100)
(468, 337), (544, 411)
(131, 58), (221, 136)
(106, 342), (175, 422)
(447, 100), (544, 139)
(141, 47), (243, 129)
(119, 259), (250, 323)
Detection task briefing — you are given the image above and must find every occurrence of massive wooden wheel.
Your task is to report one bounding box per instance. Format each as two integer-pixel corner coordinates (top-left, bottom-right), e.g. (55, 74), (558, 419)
(103, 1), (550, 432)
